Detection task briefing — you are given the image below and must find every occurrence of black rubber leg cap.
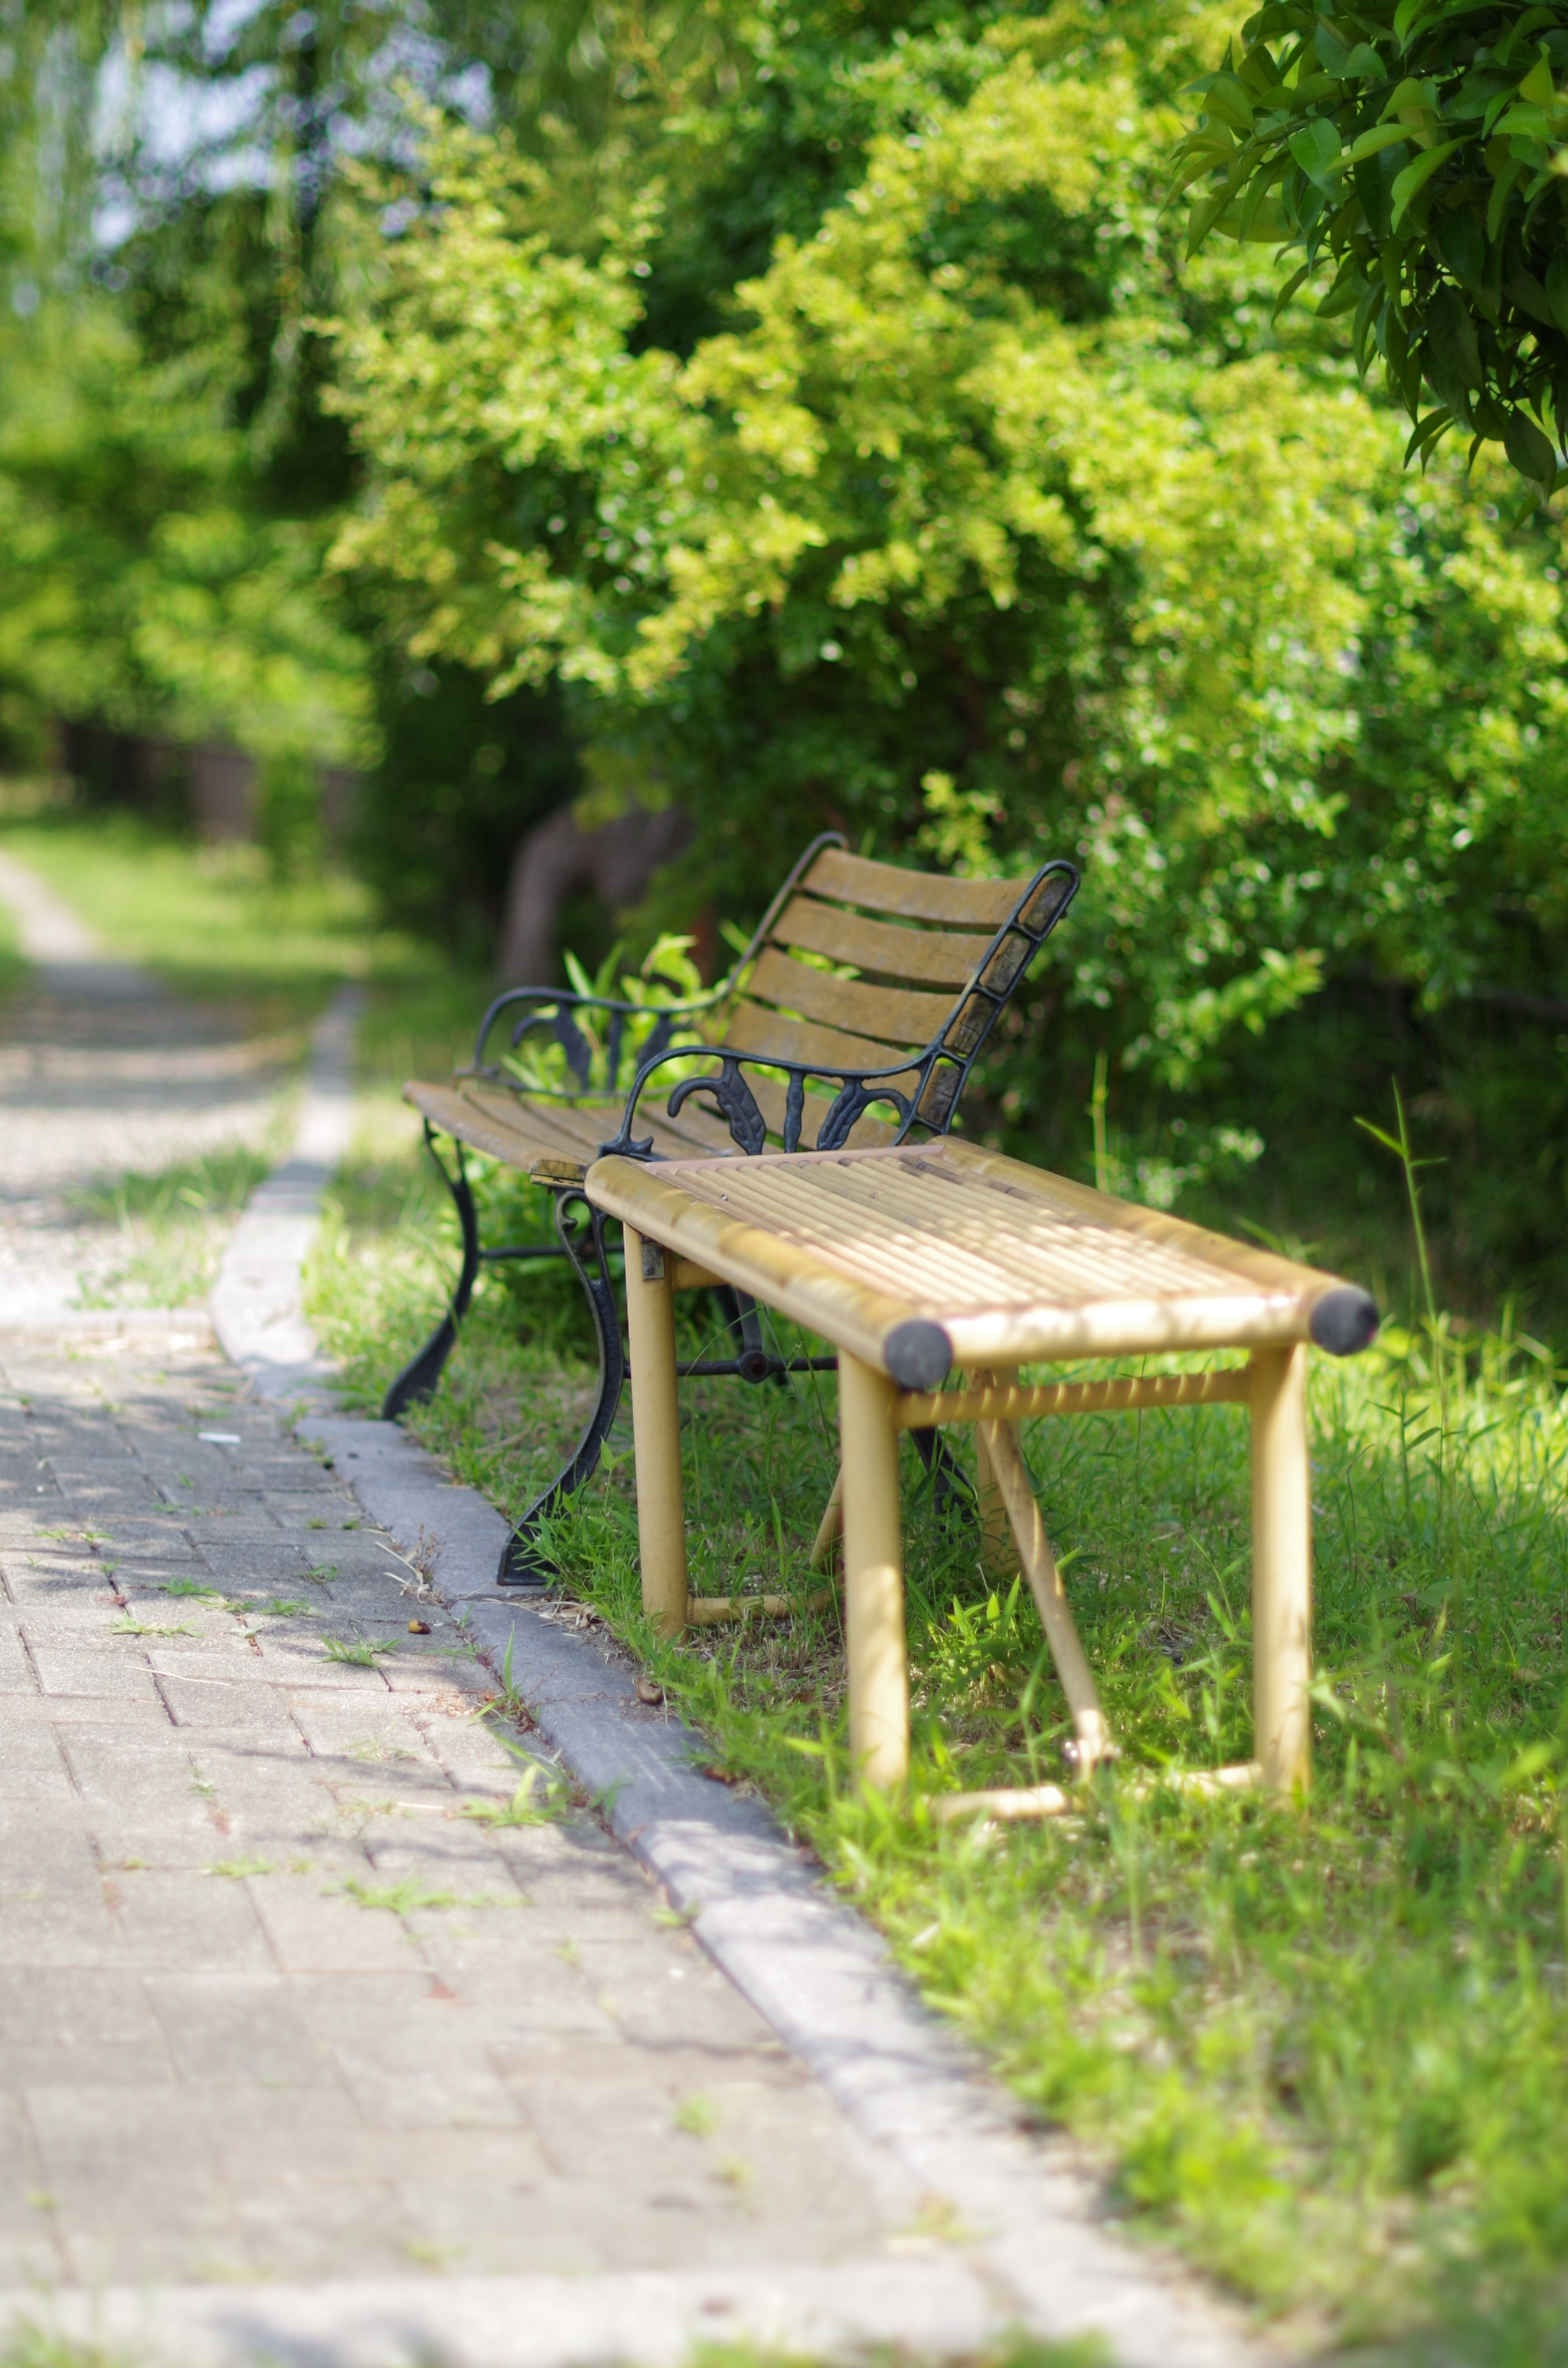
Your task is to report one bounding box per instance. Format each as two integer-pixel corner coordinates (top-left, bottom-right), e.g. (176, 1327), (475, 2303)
(884, 1320), (955, 1391)
(1308, 1287), (1380, 1357)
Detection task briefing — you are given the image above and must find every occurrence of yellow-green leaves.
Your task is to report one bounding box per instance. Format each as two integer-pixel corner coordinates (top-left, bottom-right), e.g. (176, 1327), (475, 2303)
(325, 5), (1568, 1102)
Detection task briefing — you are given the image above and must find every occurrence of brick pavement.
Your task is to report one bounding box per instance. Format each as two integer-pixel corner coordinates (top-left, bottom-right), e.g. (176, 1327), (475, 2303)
(0, 1326), (908, 2292)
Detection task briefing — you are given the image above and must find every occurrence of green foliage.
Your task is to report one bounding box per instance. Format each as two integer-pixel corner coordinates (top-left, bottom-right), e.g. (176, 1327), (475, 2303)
(327, 1), (1568, 1134)
(0, 308), (372, 769)
(1174, 2), (1568, 497)
(500, 930), (717, 1095)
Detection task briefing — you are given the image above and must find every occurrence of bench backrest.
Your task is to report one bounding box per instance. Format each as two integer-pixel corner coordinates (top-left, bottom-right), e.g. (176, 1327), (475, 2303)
(704, 837), (1077, 1150)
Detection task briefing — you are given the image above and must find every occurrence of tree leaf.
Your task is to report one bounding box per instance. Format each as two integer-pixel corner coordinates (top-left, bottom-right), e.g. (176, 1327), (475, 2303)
(1344, 121), (1422, 167)
(1545, 251), (1568, 333)
(1439, 206), (1486, 300)
(1341, 43), (1387, 77)
(1289, 118), (1342, 185)
(1391, 139), (1465, 227)
(1487, 154), (1527, 240)
(1520, 54), (1557, 109)
(1424, 284), (1485, 400)
(1501, 404), (1557, 488)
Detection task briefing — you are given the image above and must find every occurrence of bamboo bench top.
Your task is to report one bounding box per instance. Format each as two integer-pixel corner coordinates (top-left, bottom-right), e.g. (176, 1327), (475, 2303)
(586, 1137), (1379, 1385)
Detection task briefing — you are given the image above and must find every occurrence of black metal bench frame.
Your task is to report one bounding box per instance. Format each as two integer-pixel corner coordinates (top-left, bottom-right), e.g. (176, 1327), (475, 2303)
(383, 834), (1080, 1585)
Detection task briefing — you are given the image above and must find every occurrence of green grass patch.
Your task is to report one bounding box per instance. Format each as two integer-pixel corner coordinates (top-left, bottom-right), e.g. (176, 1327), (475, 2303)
(69, 1140), (281, 1308)
(0, 806), (439, 1022)
(0, 889), (26, 1006)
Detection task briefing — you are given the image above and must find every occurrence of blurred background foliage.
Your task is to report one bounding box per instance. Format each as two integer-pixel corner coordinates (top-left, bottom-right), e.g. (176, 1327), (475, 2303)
(3, 0), (1568, 1321)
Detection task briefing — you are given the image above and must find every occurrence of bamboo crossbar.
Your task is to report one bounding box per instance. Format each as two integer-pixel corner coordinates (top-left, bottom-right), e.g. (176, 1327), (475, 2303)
(687, 1591), (832, 1624)
(894, 1366), (1255, 1430)
(929, 1761), (1262, 1823)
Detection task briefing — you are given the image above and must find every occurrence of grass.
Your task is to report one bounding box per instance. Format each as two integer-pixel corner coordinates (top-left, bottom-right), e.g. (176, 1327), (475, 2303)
(68, 1141), (282, 1307)
(322, 1634), (396, 1665)
(460, 1765), (570, 1826)
(0, 888), (26, 1004)
(0, 802), (407, 1019)
(305, 1058), (1568, 2363)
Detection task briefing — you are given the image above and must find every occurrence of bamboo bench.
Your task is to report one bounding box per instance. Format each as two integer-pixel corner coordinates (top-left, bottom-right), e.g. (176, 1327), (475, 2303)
(387, 832), (1079, 1580)
(584, 1137), (1380, 1804)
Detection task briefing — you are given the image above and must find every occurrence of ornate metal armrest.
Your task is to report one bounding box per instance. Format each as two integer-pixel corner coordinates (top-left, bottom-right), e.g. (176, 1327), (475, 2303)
(597, 1040), (950, 1162)
(466, 983), (724, 1097)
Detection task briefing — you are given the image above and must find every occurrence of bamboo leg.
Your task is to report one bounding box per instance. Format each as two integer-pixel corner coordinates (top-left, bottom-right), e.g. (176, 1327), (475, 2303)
(625, 1228), (688, 1639)
(970, 1368), (1018, 1583)
(1250, 1346), (1312, 1794)
(808, 1468), (843, 1572)
(838, 1354), (909, 1789)
(978, 1418), (1113, 1773)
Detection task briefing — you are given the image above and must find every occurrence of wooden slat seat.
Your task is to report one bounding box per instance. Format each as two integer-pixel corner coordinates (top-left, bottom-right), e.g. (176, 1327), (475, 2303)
(407, 1078), (741, 1183)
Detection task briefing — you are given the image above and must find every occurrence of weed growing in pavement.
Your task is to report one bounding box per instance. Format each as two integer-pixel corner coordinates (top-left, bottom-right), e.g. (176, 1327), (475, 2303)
(459, 1765), (569, 1828)
(205, 1858), (273, 1880)
(347, 1733), (415, 1764)
(323, 1636), (395, 1666)
(338, 1877), (459, 1914)
(110, 1616), (196, 1637)
(0, 2319), (142, 2368)
(335, 1876), (520, 1916)
(673, 2094), (719, 2138)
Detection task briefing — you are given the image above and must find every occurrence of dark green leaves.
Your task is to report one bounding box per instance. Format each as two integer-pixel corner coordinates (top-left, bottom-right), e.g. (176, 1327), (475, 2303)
(1173, 2), (1568, 499)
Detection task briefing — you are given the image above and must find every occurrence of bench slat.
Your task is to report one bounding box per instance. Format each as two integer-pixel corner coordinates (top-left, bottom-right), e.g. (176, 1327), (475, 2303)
(802, 846), (1023, 929)
(407, 1078), (741, 1180)
(743, 946), (952, 1050)
(773, 897), (992, 989)
(722, 999), (923, 1085)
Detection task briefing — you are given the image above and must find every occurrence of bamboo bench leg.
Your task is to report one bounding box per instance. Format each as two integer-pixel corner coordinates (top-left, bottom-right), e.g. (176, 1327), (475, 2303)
(808, 1468), (844, 1571)
(1250, 1344), (1312, 1794)
(626, 1230), (688, 1640)
(978, 1418), (1113, 1773)
(838, 1353), (909, 1789)
(971, 1369), (1018, 1584)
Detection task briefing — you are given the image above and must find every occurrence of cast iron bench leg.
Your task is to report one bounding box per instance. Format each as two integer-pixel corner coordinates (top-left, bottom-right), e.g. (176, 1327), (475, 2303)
(498, 1188), (627, 1586)
(382, 1124), (481, 1419)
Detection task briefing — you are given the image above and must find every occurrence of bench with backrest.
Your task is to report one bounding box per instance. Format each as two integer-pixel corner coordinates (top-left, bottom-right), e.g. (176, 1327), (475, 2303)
(387, 830), (1079, 1581)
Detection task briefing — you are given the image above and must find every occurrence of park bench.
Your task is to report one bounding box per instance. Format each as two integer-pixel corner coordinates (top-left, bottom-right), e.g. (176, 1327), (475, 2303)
(585, 1137), (1379, 1804)
(387, 831), (1079, 1580)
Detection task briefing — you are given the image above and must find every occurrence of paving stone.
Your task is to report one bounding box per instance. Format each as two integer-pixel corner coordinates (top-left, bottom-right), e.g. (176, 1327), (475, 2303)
(145, 1973), (342, 2085)
(108, 1868), (276, 1973)
(0, 1327), (920, 2300)
(155, 1674), (299, 1729)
